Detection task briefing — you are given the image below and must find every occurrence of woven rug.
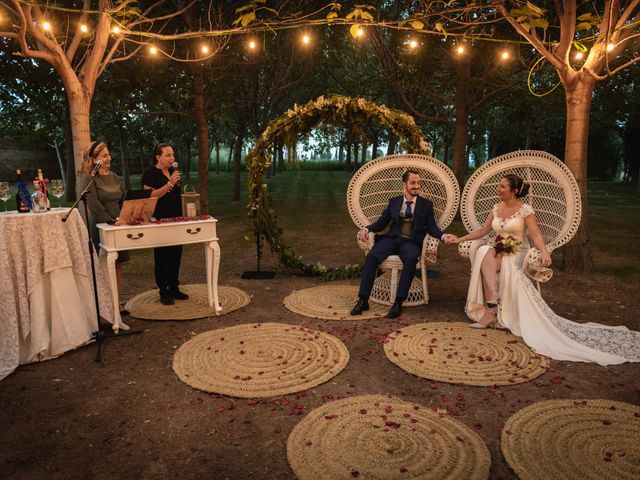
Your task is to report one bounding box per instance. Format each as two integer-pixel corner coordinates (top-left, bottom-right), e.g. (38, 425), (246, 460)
(287, 394), (491, 480)
(383, 322), (549, 386)
(125, 284), (250, 320)
(172, 322), (349, 398)
(502, 399), (640, 480)
(284, 284), (387, 320)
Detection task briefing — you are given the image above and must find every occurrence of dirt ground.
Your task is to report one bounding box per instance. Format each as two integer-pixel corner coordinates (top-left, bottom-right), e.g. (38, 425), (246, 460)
(1, 215), (639, 480)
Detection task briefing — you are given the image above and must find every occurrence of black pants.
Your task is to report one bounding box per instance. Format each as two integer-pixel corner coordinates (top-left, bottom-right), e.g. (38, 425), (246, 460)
(154, 245), (182, 296)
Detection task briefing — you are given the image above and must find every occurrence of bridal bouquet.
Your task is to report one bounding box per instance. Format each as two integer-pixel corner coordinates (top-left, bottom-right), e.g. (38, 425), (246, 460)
(493, 235), (521, 255)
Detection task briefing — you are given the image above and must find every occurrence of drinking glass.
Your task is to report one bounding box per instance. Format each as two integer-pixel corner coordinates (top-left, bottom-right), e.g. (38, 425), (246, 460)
(50, 179), (65, 208)
(0, 182), (10, 212)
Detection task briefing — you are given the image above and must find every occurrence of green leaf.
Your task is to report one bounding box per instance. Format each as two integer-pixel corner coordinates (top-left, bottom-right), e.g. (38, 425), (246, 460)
(529, 18), (548, 29)
(326, 11), (338, 20)
(409, 20), (424, 30)
(345, 8), (360, 20)
(360, 11), (374, 22)
(232, 12), (256, 26)
(576, 22), (592, 32)
(526, 1), (545, 17)
(577, 13), (593, 21)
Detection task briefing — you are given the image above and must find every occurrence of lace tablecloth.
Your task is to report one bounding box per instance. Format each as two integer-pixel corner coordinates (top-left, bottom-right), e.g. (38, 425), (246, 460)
(0, 208), (114, 381)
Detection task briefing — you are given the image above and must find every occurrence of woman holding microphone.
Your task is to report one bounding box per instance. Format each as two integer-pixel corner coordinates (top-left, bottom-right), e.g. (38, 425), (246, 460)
(142, 143), (188, 305)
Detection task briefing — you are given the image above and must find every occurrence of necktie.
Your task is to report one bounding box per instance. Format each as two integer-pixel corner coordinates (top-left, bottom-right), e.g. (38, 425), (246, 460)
(405, 201), (413, 218)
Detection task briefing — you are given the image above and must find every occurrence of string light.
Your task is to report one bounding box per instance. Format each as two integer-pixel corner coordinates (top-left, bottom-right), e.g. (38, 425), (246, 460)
(201, 44), (209, 54)
(80, 24), (88, 33)
(574, 51), (584, 60)
(248, 39), (257, 50)
(606, 43), (615, 52)
(149, 46), (158, 55)
(456, 45), (465, 55)
(42, 21), (52, 31)
(112, 25), (120, 35)
(407, 39), (418, 49)
(500, 50), (510, 61)
(301, 34), (311, 45)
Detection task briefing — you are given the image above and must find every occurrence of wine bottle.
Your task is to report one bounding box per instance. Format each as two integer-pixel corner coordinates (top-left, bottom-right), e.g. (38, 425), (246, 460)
(35, 168), (51, 211)
(15, 169), (31, 213)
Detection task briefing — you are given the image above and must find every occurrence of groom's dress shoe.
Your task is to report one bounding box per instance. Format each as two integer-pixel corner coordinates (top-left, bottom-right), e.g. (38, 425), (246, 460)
(387, 300), (403, 319)
(350, 299), (369, 315)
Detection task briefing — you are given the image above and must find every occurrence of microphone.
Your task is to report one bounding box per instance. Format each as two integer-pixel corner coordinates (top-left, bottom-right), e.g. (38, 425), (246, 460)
(90, 160), (103, 176)
(171, 161), (181, 187)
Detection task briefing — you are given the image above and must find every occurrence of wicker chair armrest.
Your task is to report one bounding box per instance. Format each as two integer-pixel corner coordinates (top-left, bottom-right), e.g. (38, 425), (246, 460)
(420, 235), (440, 265)
(523, 247), (554, 283)
(356, 231), (375, 254)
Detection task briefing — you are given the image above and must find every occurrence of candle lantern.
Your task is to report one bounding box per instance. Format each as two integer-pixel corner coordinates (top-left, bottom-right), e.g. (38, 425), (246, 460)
(181, 185), (200, 217)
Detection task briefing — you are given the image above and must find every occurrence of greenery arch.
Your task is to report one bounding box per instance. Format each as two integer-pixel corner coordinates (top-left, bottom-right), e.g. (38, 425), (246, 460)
(246, 94), (430, 277)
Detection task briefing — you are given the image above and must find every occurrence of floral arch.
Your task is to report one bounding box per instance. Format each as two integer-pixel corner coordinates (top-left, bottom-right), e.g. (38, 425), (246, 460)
(246, 94), (430, 277)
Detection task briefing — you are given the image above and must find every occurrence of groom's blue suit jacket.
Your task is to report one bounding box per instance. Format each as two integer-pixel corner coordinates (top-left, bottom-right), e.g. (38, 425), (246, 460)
(365, 195), (443, 245)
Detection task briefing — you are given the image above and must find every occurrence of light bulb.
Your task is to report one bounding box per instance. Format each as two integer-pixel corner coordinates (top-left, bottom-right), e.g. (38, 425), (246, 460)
(501, 51), (510, 60)
(112, 26), (121, 35)
(456, 45), (465, 55)
(80, 24), (88, 33)
(248, 40), (256, 49)
(575, 51), (584, 60)
(606, 43), (615, 52)
(201, 45), (209, 54)
(408, 39), (418, 49)
(149, 46), (158, 55)
(43, 21), (52, 31)
(356, 27), (364, 37)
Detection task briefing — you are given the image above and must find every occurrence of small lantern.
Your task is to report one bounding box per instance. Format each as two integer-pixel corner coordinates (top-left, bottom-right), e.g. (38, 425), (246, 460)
(181, 185), (200, 217)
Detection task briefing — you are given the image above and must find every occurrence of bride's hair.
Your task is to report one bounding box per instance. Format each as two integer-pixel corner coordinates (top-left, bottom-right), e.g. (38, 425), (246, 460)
(503, 174), (530, 198)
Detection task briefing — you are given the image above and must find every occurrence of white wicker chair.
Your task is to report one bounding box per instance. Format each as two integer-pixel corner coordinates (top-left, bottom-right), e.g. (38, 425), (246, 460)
(347, 154), (460, 306)
(458, 150), (582, 290)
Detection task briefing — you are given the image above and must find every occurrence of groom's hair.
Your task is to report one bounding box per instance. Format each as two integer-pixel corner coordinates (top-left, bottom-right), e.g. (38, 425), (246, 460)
(402, 169), (420, 182)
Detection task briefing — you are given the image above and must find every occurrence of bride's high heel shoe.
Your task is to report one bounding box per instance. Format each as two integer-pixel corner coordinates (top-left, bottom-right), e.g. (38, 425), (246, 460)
(470, 300), (499, 329)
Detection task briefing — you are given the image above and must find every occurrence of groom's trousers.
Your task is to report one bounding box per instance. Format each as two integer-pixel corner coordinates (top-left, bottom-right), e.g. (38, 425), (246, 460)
(358, 236), (421, 301)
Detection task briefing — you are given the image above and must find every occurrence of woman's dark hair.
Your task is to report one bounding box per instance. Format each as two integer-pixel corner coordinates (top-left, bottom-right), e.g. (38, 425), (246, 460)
(152, 143), (173, 165)
(503, 174), (530, 198)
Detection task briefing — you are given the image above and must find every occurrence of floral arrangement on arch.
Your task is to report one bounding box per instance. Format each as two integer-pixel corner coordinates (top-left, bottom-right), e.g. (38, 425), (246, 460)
(246, 94), (431, 278)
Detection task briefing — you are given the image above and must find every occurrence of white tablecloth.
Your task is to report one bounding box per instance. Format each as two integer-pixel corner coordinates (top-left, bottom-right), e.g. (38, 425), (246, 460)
(0, 208), (114, 381)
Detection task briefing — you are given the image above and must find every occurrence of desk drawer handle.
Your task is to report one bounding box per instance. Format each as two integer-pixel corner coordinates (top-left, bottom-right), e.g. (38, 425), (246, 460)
(126, 233), (144, 240)
(186, 227), (201, 235)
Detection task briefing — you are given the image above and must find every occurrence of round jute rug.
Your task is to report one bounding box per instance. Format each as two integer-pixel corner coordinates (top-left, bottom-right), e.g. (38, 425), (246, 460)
(125, 284), (250, 320)
(501, 399), (640, 480)
(383, 322), (549, 386)
(283, 284), (387, 320)
(287, 394), (491, 480)
(172, 322), (349, 398)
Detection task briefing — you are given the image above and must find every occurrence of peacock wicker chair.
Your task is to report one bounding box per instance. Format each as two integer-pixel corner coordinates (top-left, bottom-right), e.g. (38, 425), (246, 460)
(458, 150), (582, 290)
(347, 154), (460, 306)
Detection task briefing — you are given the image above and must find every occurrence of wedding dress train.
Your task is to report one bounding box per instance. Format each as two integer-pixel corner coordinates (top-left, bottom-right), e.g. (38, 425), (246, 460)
(465, 204), (640, 366)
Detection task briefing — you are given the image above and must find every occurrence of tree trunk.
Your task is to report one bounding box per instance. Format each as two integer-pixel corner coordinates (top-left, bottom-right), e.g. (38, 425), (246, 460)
(227, 139), (234, 172)
(215, 140), (220, 175)
(345, 142), (352, 170)
(361, 141), (367, 164)
(278, 143), (284, 172)
(372, 132), (379, 160)
(386, 134), (397, 155)
(67, 85), (92, 197)
(452, 56), (471, 190)
(338, 143), (344, 163)
(63, 101), (76, 201)
(115, 116), (130, 191)
(191, 63), (210, 215)
(233, 135), (243, 202)
(561, 76), (595, 273)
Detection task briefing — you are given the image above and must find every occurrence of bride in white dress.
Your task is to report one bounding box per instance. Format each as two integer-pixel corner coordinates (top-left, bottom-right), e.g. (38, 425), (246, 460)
(452, 174), (639, 366)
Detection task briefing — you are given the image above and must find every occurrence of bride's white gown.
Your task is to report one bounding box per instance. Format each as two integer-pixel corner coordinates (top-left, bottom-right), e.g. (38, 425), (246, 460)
(466, 204), (640, 366)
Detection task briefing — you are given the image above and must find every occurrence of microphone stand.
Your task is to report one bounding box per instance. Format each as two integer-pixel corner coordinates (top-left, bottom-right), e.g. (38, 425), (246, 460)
(62, 174), (140, 362)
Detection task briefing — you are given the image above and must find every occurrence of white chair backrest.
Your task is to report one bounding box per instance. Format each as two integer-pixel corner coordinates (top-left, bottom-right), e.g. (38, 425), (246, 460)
(460, 150), (582, 251)
(347, 154), (460, 231)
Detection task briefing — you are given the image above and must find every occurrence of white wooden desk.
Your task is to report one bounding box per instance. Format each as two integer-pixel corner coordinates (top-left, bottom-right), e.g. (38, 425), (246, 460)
(97, 217), (221, 332)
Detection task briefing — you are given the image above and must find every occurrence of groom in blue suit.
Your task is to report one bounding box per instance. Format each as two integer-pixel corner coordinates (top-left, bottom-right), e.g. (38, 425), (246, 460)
(351, 169), (454, 318)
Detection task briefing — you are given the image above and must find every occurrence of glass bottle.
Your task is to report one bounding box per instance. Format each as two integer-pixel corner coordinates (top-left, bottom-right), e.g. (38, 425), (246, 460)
(32, 168), (51, 212)
(15, 169), (31, 213)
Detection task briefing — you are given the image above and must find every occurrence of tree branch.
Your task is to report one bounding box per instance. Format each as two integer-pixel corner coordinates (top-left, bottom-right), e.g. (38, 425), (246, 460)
(65, 0), (91, 63)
